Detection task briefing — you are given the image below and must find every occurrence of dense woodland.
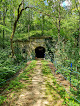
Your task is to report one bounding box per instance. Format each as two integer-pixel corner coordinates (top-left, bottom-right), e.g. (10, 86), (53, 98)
(0, 0), (80, 105)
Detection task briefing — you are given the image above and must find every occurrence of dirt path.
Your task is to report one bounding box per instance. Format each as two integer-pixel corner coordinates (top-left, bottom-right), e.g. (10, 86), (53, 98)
(2, 61), (49, 106)
(48, 62), (77, 94)
(2, 60), (68, 106)
(48, 62), (70, 92)
(15, 61), (49, 106)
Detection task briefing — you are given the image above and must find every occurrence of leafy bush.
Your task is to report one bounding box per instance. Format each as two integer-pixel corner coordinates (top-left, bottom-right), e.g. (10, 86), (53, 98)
(0, 47), (27, 87)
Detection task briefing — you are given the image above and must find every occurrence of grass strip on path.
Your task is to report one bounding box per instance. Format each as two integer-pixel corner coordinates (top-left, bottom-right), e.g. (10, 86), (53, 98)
(0, 60), (37, 105)
(41, 60), (80, 106)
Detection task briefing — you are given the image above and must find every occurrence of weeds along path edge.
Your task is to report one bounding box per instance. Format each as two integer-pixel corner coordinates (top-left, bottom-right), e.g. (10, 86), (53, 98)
(41, 60), (80, 106)
(0, 60), (37, 105)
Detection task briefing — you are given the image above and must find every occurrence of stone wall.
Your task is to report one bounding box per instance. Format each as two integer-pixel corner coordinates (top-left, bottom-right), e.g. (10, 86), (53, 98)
(14, 38), (47, 60)
(14, 36), (56, 61)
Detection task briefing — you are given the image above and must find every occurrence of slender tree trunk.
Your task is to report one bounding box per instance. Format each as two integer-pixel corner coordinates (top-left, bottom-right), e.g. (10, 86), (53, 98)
(0, 10), (1, 39)
(75, 0), (80, 55)
(58, 1), (61, 43)
(10, 1), (14, 29)
(79, 11), (80, 55)
(22, 0), (24, 9)
(10, 1), (33, 57)
(3, 6), (5, 49)
(28, 24), (30, 37)
(28, 24), (29, 33)
(56, 0), (61, 55)
(42, 15), (44, 36)
(0, 11), (1, 20)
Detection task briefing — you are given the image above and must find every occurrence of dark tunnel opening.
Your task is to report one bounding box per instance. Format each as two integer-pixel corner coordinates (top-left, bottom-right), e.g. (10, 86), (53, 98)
(35, 46), (45, 58)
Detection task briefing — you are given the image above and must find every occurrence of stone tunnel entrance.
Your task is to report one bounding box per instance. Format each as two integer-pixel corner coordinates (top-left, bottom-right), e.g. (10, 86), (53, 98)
(35, 46), (45, 58)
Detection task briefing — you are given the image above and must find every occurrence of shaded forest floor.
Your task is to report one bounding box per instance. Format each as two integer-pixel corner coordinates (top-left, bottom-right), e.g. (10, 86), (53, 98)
(0, 60), (79, 106)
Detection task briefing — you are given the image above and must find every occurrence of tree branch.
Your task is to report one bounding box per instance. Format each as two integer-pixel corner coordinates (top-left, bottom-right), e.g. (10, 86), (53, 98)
(18, 1), (22, 14)
(10, 2), (58, 57)
(10, 2), (35, 57)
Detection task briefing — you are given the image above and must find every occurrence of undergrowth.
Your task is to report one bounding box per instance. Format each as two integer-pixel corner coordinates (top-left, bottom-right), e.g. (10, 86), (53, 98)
(41, 60), (80, 106)
(0, 47), (28, 88)
(0, 60), (37, 105)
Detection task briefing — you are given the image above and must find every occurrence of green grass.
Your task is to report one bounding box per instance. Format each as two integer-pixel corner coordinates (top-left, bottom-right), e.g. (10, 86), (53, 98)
(0, 60), (37, 105)
(41, 60), (80, 106)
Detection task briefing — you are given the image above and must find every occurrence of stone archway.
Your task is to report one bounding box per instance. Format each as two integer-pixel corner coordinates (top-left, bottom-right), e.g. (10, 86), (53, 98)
(35, 46), (45, 58)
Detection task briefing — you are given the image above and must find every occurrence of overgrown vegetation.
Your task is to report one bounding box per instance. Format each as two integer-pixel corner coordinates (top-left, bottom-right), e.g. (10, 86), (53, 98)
(0, 60), (36, 105)
(0, 46), (27, 88)
(41, 60), (80, 106)
(0, 0), (80, 105)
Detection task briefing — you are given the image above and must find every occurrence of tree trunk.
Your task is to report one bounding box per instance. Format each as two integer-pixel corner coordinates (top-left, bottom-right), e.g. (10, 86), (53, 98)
(10, 1), (33, 57)
(56, 0), (61, 54)
(22, 0), (24, 9)
(0, 11), (1, 20)
(28, 24), (30, 37)
(79, 11), (80, 55)
(75, 0), (80, 55)
(42, 15), (44, 36)
(3, 6), (5, 49)
(58, 1), (60, 43)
